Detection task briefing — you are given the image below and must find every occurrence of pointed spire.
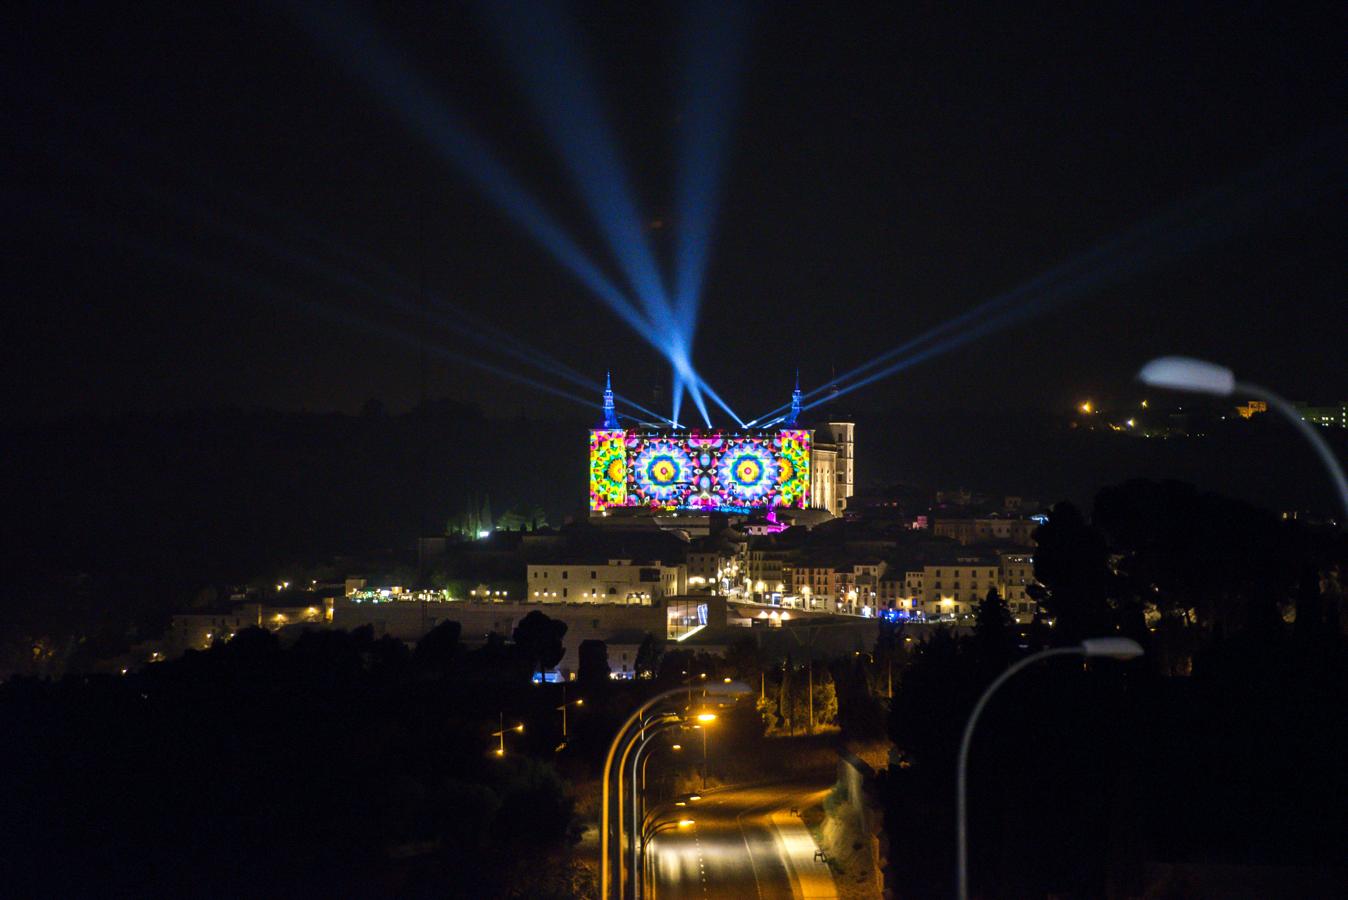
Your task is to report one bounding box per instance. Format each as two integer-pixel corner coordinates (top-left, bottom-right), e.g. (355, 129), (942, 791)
(785, 370), (803, 426)
(601, 370), (620, 429)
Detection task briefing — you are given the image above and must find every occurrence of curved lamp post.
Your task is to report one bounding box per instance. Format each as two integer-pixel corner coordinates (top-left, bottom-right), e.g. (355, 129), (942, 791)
(617, 712), (680, 897)
(642, 816), (696, 889)
(1137, 356), (1348, 523)
(629, 718), (690, 898)
(956, 638), (1144, 900)
(600, 681), (750, 900)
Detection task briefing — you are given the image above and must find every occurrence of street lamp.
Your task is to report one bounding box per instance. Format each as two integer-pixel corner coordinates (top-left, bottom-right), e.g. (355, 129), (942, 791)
(694, 713), (716, 790)
(1137, 355), (1348, 522)
(600, 682), (750, 900)
(639, 816), (696, 892)
(956, 638), (1144, 900)
(556, 684), (584, 743)
(629, 719), (691, 899)
(491, 712), (525, 758)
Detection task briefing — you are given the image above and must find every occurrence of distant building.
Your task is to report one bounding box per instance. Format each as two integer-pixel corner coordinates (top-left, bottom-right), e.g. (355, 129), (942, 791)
(525, 559), (687, 604)
(161, 599), (332, 657)
(1293, 401), (1348, 429)
(920, 557), (1000, 615)
(587, 377), (855, 518)
(932, 517), (1037, 547)
(999, 551), (1037, 623)
(333, 593), (729, 679)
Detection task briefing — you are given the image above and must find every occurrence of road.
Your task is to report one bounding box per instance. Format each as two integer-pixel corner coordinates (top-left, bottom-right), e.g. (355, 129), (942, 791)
(647, 781), (838, 900)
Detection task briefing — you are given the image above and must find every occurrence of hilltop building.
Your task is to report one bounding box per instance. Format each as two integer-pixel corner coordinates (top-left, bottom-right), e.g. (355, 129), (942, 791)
(588, 376), (855, 518)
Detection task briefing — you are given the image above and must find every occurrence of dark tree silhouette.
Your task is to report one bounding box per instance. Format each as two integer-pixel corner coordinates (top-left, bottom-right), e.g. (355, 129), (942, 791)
(633, 633), (661, 679)
(413, 619), (462, 676)
(973, 586), (1014, 677)
(512, 610), (567, 681)
(1029, 501), (1115, 642)
(576, 639), (610, 693)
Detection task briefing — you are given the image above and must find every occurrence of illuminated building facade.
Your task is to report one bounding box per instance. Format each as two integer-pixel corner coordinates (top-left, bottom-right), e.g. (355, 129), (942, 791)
(589, 377), (854, 517)
(525, 559), (686, 604)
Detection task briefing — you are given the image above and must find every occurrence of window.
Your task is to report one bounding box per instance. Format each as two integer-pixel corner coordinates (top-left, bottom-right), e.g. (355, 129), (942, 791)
(608, 587), (617, 595)
(590, 570), (597, 579)
(562, 587), (568, 597)
(562, 571), (568, 580)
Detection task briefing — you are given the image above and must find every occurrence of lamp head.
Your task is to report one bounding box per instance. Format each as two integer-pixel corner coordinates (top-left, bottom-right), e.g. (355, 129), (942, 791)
(1136, 356), (1235, 396)
(678, 819), (695, 828)
(1080, 637), (1145, 660)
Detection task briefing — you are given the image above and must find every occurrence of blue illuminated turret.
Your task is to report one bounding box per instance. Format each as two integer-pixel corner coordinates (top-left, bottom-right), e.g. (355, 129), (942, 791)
(601, 371), (620, 429)
(783, 370), (802, 426)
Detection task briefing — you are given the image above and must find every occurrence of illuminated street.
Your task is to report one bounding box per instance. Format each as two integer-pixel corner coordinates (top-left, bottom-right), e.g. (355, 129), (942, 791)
(648, 782), (838, 900)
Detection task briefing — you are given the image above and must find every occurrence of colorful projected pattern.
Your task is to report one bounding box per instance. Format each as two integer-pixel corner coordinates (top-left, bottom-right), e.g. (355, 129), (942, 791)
(775, 429), (812, 507)
(590, 429), (812, 511)
(588, 430), (627, 510)
(631, 439), (696, 506)
(716, 439), (777, 505)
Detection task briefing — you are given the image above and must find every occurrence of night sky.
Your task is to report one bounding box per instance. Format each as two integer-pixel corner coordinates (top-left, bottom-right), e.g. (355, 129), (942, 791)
(6, 0), (1344, 425)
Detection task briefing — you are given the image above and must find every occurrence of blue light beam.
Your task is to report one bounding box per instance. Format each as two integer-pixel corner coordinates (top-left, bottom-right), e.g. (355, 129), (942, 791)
(673, 0), (749, 329)
(796, 135), (1347, 414)
(476, 0), (673, 332)
(289, 1), (655, 341)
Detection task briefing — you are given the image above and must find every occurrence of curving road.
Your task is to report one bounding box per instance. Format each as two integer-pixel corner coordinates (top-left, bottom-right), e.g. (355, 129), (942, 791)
(647, 782), (838, 900)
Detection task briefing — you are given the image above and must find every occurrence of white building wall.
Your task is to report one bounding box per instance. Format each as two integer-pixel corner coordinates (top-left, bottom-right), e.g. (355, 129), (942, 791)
(526, 560), (687, 603)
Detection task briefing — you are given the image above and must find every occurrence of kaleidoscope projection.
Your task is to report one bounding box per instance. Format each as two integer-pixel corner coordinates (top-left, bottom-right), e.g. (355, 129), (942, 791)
(590, 429), (812, 511)
(588, 430), (627, 509)
(631, 438), (696, 506)
(774, 429), (812, 508)
(716, 439), (777, 505)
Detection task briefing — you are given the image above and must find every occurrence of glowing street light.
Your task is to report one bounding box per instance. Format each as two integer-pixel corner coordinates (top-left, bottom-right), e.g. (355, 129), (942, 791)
(491, 712), (525, 757)
(956, 638), (1144, 900)
(600, 682), (751, 899)
(557, 685), (584, 741)
(1137, 356), (1348, 521)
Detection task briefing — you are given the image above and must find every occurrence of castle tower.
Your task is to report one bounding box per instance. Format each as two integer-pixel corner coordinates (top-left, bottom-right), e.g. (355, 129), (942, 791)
(823, 420), (855, 512)
(784, 370), (802, 426)
(600, 371), (620, 429)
